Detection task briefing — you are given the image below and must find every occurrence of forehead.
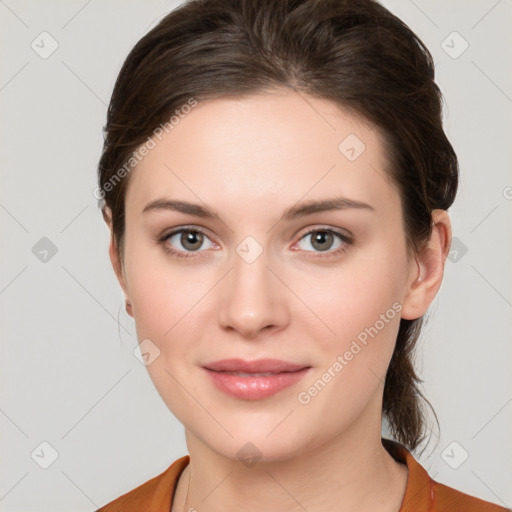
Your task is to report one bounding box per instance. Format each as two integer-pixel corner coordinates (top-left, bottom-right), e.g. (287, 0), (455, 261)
(126, 90), (399, 217)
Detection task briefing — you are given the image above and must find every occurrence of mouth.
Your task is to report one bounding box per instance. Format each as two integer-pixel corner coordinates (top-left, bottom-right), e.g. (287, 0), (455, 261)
(212, 371), (290, 377)
(203, 358), (309, 373)
(202, 359), (311, 400)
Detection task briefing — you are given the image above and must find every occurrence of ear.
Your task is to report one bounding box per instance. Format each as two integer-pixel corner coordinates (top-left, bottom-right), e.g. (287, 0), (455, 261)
(102, 206), (133, 317)
(401, 209), (452, 320)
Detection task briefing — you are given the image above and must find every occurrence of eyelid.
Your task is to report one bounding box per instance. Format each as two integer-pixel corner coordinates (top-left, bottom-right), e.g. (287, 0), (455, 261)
(296, 224), (353, 241)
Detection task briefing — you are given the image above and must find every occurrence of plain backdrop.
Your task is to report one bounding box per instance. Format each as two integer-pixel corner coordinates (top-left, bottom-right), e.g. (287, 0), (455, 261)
(1, 0), (511, 510)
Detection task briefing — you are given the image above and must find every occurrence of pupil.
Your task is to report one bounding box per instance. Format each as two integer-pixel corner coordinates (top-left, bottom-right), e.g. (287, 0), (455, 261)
(313, 231), (332, 251)
(183, 231), (202, 250)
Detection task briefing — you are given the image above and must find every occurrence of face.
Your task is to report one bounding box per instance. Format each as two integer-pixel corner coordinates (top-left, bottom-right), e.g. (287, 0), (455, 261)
(112, 89), (421, 462)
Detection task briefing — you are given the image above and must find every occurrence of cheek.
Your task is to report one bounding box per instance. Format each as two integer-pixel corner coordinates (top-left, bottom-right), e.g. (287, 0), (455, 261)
(128, 274), (172, 340)
(290, 243), (406, 398)
(123, 247), (206, 423)
(295, 244), (406, 343)
(123, 237), (203, 338)
(292, 275), (402, 438)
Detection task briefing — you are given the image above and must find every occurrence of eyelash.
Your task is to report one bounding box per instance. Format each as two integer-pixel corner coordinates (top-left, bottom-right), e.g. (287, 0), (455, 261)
(157, 226), (354, 261)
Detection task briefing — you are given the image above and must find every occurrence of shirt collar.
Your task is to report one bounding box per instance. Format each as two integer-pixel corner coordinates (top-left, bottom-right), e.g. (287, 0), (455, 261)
(382, 437), (434, 512)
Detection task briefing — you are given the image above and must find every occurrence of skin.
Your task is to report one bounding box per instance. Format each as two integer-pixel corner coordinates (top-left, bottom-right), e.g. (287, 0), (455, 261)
(103, 88), (452, 512)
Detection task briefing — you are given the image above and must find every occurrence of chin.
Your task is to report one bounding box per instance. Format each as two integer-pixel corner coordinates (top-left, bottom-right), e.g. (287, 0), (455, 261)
(218, 435), (310, 465)
(187, 414), (323, 465)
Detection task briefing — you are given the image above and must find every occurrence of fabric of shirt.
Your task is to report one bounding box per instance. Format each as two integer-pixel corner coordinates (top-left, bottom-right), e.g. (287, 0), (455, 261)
(96, 438), (510, 511)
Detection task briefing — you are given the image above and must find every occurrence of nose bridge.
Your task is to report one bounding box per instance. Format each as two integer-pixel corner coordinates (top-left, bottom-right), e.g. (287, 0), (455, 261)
(217, 239), (288, 337)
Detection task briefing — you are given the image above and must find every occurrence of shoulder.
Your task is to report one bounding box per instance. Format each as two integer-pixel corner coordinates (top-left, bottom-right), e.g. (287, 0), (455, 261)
(430, 479), (511, 512)
(382, 438), (510, 512)
(95, 455), (190, 512)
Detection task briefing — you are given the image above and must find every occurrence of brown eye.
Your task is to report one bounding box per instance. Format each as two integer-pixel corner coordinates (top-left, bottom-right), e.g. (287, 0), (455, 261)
(159, 227), (215, 258)
(296, 228), (353, 258)
(309, 231), (335, 251)
(179, 230), (204, 251)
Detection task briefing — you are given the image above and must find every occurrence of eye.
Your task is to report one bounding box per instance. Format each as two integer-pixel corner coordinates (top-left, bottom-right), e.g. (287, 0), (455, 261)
(157, 226), (353, 261)
(294, 228), (353, 258)
(158, 227), (216, 259)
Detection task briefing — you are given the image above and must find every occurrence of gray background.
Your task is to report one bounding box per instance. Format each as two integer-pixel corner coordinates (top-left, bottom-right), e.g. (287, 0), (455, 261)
(1, 0), (511, 510)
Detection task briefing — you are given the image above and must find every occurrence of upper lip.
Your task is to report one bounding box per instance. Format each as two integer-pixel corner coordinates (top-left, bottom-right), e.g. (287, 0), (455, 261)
(203, 358), (309, 373)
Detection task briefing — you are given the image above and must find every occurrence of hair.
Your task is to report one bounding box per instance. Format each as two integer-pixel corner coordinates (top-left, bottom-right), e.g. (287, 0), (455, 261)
(97, 0), (458, 452)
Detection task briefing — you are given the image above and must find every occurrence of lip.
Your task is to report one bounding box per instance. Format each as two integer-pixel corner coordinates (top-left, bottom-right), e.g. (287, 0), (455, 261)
(202, 358), (311, 400)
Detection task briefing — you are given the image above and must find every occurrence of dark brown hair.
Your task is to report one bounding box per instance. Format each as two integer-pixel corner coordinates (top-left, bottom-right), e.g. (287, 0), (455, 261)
(97, 0), (458, 451)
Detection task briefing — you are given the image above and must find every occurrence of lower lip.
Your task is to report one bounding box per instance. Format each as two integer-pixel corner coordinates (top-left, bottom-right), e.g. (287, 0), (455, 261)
(203, 368), (310, 400)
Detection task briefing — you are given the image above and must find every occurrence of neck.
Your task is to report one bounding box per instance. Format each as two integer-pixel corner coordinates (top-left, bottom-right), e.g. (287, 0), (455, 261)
(172, 413), (408, 512)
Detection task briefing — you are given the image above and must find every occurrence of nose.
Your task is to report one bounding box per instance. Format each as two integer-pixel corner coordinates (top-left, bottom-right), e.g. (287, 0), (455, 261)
(217, 248), (290, 339)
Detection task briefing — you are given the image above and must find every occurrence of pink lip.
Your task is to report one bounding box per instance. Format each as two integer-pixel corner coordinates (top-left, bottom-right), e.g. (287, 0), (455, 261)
(202, 358), (311, 400)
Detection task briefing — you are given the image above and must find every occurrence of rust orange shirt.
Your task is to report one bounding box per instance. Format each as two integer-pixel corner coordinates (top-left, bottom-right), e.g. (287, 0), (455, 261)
(97, 439), (510, 511)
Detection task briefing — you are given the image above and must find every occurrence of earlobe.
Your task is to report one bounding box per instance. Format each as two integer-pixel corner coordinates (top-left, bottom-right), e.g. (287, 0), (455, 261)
(400, 209), (452, 320)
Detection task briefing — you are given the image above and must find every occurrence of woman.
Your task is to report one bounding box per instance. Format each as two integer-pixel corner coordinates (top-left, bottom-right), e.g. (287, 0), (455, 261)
(95, 0), (509, 510)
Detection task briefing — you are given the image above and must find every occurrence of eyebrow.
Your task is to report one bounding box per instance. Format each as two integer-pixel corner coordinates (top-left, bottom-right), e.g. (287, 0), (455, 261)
(142, 196), (375, 221)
